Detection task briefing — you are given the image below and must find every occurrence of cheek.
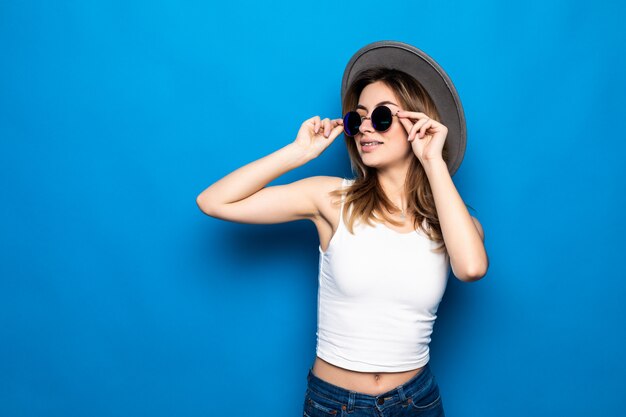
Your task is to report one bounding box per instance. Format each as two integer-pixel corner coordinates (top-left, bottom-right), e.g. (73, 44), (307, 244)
(392, 121), (407, 137)
(384, 123), (409, 144)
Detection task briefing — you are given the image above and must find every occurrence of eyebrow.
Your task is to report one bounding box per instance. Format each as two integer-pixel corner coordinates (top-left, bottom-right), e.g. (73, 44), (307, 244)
(356, 101), (399, 111)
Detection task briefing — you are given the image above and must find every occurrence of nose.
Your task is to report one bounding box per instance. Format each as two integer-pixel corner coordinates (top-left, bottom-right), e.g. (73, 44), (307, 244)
(359, 116), (375, 134)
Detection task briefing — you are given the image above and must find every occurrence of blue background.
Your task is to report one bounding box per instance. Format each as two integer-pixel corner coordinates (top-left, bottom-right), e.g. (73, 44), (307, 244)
(2, 1), (625, 416)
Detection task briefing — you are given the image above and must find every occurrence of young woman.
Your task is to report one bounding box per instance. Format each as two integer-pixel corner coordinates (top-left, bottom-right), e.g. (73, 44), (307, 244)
(197, 41), (488, 417)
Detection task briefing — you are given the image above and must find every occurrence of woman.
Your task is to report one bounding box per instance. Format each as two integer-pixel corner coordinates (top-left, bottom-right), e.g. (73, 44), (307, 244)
(196, 41), (488, 416)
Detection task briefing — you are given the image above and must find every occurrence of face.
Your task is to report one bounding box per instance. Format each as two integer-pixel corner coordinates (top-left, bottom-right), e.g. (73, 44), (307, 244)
(353, 81), (413, 168)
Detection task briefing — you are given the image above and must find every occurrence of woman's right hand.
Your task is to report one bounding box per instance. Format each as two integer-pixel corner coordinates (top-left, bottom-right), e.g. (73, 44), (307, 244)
(293, 116), (344, 160)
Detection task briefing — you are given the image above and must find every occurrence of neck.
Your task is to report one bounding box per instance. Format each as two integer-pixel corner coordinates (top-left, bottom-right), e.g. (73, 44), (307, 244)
(375, 161), (410, 213)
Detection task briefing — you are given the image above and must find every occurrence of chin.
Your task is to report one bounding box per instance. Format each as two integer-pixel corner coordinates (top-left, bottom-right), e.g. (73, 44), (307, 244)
(361, 153), (410, 169)
(360, 158), (384, 169)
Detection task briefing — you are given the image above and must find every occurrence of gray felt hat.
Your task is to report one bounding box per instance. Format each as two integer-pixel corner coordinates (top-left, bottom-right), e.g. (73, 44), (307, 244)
(341, 40), (466, 176)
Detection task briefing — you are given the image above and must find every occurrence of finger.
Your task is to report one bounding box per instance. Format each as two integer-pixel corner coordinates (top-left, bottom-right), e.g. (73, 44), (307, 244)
(327, 123), (345, 140)
(329, 118), (342, 131)
(407, 117), (429, 140)
(397, 110), (430, 121)
(408, 122), (422, 141)
(327, 118), (342, 135)
(313, 116), (321, 133)
(322, 118), (331, 138)
(409, 116), (434, 140)
(398, 117), (414, 135)
(419, 119), (434, 138)
(414, 118), (431, 139)
(419, 120), (428, 138)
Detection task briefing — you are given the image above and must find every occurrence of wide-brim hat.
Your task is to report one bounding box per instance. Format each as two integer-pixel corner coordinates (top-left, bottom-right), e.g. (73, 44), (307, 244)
(341, 40), (466, 176)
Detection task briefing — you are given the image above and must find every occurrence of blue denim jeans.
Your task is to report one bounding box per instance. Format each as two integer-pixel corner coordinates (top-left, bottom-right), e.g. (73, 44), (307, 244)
(303, 362), (445, 417)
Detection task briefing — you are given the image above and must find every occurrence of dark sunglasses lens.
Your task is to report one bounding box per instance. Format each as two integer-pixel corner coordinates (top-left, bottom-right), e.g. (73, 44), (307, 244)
(371, 106), (393, 132)
(343, 111), (361, 136)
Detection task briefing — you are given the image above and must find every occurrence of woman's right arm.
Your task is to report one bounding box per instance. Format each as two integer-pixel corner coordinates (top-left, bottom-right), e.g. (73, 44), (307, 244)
(195, 116), (344, 224)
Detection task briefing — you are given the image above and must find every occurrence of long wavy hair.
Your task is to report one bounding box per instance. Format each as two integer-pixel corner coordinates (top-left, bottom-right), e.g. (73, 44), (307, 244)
(330, 67), (453, 254)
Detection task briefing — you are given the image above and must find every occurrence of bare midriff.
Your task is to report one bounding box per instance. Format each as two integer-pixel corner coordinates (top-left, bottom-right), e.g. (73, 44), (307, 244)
(311, 356), (424, 396)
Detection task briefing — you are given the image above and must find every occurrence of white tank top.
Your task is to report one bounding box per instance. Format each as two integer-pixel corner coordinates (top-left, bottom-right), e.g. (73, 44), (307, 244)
(315, 178), (450, 372)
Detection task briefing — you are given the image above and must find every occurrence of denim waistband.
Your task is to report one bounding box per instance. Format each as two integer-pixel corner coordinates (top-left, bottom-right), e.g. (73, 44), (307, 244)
(306, 362), (434, 409)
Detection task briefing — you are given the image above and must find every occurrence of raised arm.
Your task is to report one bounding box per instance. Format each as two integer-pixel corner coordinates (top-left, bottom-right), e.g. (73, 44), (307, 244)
(397, 109), (488, 282)
(196, 116), (344, 224)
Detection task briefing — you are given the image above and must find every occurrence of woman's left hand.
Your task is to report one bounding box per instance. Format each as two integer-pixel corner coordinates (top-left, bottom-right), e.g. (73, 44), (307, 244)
(397, 110), (448, 163)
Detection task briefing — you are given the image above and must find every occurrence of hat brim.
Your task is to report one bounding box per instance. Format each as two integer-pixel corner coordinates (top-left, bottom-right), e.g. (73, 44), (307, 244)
(341, 40), (466, 176)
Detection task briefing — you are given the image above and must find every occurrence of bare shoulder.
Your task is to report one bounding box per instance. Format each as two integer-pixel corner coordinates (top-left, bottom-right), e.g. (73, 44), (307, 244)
(306, 175), (345, 210)
(471, 216), (485, 241)
(301, 175), (345, 226)
(306, 175), (345, 195)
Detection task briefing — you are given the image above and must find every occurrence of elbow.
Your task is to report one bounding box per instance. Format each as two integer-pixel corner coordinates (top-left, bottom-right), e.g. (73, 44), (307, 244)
(455, 259), (489, 283)
(196, 194), (215, 216)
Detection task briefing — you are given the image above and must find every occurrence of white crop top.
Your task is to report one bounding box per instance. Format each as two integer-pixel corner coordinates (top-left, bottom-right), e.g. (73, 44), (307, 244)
(315, 178), (450, 372)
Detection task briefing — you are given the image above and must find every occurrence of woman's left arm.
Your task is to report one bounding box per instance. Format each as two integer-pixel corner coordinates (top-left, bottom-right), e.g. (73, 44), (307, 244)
(397, 110), (489, 282)
(423, 158), (489, 282)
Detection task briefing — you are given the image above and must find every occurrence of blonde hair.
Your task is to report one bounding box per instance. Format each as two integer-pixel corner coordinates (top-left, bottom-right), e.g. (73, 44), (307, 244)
(331, 67), (452, 254)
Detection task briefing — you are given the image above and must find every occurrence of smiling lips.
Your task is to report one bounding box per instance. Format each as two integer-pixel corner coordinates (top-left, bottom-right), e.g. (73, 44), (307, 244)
(360, 139), (383, 152)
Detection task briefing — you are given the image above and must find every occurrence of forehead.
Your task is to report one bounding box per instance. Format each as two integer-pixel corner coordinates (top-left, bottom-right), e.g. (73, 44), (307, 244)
(357, 81), (400, 108)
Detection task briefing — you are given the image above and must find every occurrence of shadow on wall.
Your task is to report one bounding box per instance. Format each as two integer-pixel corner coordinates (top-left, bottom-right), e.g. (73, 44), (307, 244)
(430, 266), (490, 369)
(192, 218), (320, 278)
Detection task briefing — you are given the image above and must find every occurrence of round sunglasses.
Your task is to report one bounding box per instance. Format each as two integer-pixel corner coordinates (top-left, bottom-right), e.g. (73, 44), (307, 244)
(342, 106), (399, 137)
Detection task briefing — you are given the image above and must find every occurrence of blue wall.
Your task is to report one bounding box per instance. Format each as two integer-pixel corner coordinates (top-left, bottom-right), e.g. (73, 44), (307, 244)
(2, 1), (625, 416)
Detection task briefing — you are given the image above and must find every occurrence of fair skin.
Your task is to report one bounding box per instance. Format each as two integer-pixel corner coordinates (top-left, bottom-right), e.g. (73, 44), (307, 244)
(196, 80), (488, 395)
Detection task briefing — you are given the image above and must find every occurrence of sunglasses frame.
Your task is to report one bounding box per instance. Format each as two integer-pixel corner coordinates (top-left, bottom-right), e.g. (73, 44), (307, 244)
(343, 106), (400, 137)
